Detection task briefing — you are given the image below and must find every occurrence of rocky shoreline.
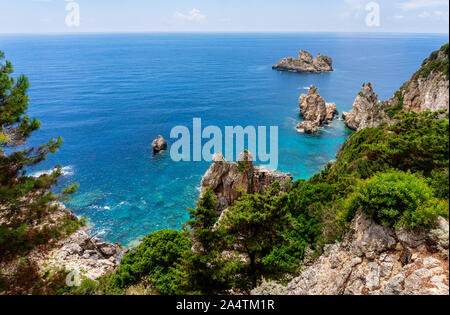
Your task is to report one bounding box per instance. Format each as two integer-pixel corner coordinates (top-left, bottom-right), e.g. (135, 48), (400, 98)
(34, 204), (123, 281)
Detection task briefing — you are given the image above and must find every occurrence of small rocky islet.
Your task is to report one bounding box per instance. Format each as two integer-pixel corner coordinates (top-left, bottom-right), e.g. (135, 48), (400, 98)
(296, 85), (338, 134)
(273, 50), (333, 73)
(152, 135), (168, 154)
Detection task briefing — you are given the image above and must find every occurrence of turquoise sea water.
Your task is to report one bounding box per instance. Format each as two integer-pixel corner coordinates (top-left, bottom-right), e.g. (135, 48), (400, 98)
(0, 33), (447, 247)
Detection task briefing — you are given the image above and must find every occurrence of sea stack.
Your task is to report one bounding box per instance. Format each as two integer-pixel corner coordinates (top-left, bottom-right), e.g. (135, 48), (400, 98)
(296, 85), (338, 134)
(273, 50), (333, 73)
(152, 135), (168, 153)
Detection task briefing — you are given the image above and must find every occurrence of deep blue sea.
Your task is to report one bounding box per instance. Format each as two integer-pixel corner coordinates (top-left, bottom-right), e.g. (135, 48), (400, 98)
(0, 33), (447, 247)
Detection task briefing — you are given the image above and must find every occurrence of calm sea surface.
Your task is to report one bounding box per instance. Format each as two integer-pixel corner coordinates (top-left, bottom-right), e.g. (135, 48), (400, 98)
(0, 33), (447, 246)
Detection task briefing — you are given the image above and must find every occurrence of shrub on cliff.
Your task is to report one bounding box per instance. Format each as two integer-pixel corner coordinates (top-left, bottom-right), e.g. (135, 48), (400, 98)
(109, 230), (191, 295)
(0, 51), (79, 260)
(341, 171), (449, 230)
(317, 111), (449, 193)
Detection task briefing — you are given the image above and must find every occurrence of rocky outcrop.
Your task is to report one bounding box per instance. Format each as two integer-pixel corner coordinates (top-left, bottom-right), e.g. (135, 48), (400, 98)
(200, 152), (293, 212)
(296, 86), (338, 134)
(286, 212), (449, 295)
(402, 46), (449, 112)
(35, 228), (123, 280)
(273, 50), (333, 73)
(152, 135), (167, 153)
(342, 83), (390, 131)
(343, 44), (449, 131)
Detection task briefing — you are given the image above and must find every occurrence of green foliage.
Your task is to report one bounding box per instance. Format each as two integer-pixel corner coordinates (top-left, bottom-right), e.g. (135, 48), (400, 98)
(342, 171), (449, 229)
(413, 43), (449, 79)
(0, 51), (79, 259)
(386, 91), (404, 119)
(175, 188), (235, 295)
(428, 168), (449, 200)
(222, 182), (297, 291)
(108, 230), (191, 295)
(325, 111), (449, 183)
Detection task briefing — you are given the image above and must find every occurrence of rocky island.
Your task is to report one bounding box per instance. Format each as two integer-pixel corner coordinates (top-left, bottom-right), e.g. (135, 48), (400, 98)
(296, 85), (338, 134)
(273, 50), (333, 73)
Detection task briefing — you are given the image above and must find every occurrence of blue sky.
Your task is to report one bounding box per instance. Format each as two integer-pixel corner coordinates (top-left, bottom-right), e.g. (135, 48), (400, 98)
(0, 0), (448, 34)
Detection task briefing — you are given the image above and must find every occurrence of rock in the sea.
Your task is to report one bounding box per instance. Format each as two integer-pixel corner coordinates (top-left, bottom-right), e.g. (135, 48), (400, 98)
(152, 135), (167, 153)
(296, 85), (338, 134)
(343, 44), (449, 131)
(286, 212), (449, 295)
(273, 50), (333, 73)
(200, 152), (293, 212)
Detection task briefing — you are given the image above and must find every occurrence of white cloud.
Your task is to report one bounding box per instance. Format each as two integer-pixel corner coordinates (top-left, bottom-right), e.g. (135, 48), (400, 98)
(398, 0), (449, 11)
(174, 9), (206, 22)
(393, 15), (405, 19)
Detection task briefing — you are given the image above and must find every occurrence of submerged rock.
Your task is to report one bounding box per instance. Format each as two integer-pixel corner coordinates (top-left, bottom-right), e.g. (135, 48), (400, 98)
(296, 85), (338, 134)
(152, 135), (168, 153)
(273, 50), (333, 73)
(200, 152), (293, 212)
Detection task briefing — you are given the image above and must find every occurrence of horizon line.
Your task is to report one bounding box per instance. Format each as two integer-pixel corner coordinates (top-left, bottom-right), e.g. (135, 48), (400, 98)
(1, 30), (449, 36)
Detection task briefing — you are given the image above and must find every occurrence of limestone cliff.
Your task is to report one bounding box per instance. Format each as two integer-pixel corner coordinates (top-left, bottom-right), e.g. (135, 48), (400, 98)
(296, 85), (338, 134)
(200, 152), (293, 212)
(273, 50), (333, 73)
(286, 212), (449, 295)
(343, 44), (449, 131)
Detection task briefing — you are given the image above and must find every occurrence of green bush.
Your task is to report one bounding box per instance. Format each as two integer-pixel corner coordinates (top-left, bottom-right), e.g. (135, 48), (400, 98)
(109, 230), (191, 295)
(344, 171), (449, 230)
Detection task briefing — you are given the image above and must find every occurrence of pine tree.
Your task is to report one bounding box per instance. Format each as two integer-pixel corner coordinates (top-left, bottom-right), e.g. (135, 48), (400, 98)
(222, 181), (295, 292)
(0, 51), (79, 259)
(175, 187), (236, 295)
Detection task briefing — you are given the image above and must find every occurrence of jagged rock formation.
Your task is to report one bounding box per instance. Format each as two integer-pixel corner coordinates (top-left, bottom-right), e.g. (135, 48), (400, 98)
(152, 135), (167, 153)
(286, 212), (449, 295)
(273, 50), (333, 73)
(343, 44), (449, 131)
(200, 152), (293, 212)
(296, 86), (338, 134)
(341, 83), (390, 131)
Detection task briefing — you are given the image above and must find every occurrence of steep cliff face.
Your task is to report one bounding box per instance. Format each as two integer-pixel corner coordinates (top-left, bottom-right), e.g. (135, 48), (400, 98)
(297, 86), (338, 134)
(200, 152), (293, 212)
(343, 44), (449, 131)
(287, 212), (449, 295)
(402, 46), (449, 112)
(273, 50), (333, 73)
